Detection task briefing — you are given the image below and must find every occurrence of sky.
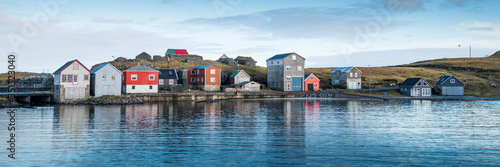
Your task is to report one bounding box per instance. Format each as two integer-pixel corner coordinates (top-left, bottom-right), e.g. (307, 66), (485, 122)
(1, 0), (500, 73)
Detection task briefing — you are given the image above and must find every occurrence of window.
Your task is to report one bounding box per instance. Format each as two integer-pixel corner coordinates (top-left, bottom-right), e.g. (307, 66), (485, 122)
(355, 73), (358, 77)
(149, 74), (155, 81)
(450, 79), (455, 83)
(159, 79), (164, 85)
(286, 66), (291, 71)
(68, 75), (73, 82)
(310, 76), (314, 81)
(132, 86), (135, 89)
(191, 78), (195, 82)
(298, 66), (302, 71)
(287, 83), (291, 91)
(286, 76), (291, 81)
(197, 70), (199, 74)
(111, 74), (115, 80)
(84, 75), (89, 81)
(314, 83), (318, 88)
(271, 61), (273, 64)
(62, 75), (67, 82)
(169, 79), (174, 85)
(210, 69), (216, 74)
(73, 75), (77, 83)
(131, 75), (137, 81)
(350, 73), (353, 77)
(211, 77), (216, 82)
(292, 55), (296, 60)
(102, 74), (106, 80)
(191, 70), (195, 75)
(197, 78), (200, 82)
(73, 63), (79, 70)
(169, 71), (172, 75)
(422, 88), (431, 96)
(149, 85), (153, 89)
(423, 82), (428, 86)
(417, 82), (422, 86)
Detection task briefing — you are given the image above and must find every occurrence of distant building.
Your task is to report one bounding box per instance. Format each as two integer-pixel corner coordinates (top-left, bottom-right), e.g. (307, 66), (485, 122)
(304, 73), (320, 91)
(53, 59), (91, 103)
(237, 81), (261, 92)
(122, 66), (159, 93)
(166, 49), (189, 55)
(217, 54), (238, 66)
(158, 69), (179, 90)
(229, 70), (251, 85)
(235, 56), (257, 66)
(187, 65), (221, 91)
(331, 67), (362, 90)
(400, 78), (433, 97)
(165, 49), (203, 64)
(90, 63), (122, 97)
(435, 75), (464, 96)
(266, 52), (305, 91)
(135, 52), (152, 61)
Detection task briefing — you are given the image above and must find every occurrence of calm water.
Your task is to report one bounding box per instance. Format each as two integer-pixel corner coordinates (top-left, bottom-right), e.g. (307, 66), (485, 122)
(1, 99), (500, 166)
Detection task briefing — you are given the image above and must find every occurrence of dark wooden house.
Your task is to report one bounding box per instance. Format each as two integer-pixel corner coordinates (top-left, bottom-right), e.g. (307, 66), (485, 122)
(158, 69), (179, 90)
(399, 78), (433, 97)
(435, 75), (464, 96)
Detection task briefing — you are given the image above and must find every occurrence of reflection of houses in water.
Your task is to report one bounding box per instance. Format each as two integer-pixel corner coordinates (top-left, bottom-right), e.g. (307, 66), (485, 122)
(122, 104), (159, 128)
(234, 100), (260, 119)
(204, 102), (221, 128)
(304, 100), (320, 131)
(283, 100), (306, 136)
(411, 100), (432, 113)
(54, 105), (91, 135)
(93, 106), (122, 130)
(346, 101), (361, 128)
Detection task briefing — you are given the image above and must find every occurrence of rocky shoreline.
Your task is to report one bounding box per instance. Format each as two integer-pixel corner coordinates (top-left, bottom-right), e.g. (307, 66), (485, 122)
(60, 95), (143, 105)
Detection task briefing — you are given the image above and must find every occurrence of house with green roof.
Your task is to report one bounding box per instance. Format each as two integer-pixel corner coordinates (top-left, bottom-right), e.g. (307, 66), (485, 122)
(229, 70), (251, 85)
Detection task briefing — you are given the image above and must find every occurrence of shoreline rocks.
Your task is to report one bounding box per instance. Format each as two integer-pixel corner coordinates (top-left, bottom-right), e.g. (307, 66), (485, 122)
(61, 95), (143, 105)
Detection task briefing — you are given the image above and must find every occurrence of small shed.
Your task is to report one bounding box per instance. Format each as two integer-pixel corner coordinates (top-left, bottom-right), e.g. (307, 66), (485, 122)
(158, 69), (179, 90)
(90, 63), (122, 97)
(304, 73), (320, 91)
(435, 75), (464, 96)
(238, 81), (261, 92)
(229, 70), (251, 85)
(400, 78), (433, 97)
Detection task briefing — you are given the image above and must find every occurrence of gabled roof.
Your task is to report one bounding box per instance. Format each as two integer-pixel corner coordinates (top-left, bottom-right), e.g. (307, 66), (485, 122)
(123, 65), (158, 72)
(53, 59), (91, 74)
(435, 75), (464, 85)
(91, 63), (122, 74)
(229, 70), (250, 78)
(158, 69), (178, 80)
(137, 52), (151, 57)
(331, 66), (360, 73)
(220, 54), (229, 59)
(195, 65), (218, 70)
(400, 78), (432, 88)
(267, 52), (302, 61)
(304, 73), (319, 81)
(166, 49), (188, 55)
(235, 56), (254, 61)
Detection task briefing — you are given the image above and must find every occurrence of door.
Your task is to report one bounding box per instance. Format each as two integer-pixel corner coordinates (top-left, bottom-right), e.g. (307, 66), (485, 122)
(103, 86), (109, 96)
(348, 82), (357, 90)
(292, 77), (303, 91)
(308, 84), (314, 91)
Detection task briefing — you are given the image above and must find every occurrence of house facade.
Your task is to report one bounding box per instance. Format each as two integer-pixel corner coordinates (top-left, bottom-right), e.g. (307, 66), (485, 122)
(331, 67), (362, 90)
(435, 75), (464, 96)
(229, 70), (251, 85)
(90, 63), (122, 97)
(158, 69), (179, 90)
(304, 73), (320, 91)
(237, 81), (261, 92)
(187, 65), (221, 91)
(122, 66), (159, 93)
(400, 78), (433, 97)
(177, 69), (188, 86)
(267, 53), (305, 91)
(53, 59), (91, 103)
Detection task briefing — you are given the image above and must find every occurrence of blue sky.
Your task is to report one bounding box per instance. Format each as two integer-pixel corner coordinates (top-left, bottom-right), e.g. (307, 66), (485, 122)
(1, 0), (499, 73)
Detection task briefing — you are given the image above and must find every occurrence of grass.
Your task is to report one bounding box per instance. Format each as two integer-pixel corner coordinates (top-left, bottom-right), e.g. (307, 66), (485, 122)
(402, 57), (500, 70)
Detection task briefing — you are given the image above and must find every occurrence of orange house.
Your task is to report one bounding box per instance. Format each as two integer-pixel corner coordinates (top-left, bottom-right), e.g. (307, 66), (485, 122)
(304, 73), (320, 91)
(187, 65), (221, 91)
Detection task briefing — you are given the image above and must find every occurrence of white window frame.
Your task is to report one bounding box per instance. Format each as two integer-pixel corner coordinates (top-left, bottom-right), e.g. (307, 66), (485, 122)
(149, 74), (155, 81)
(191, 78), (195, 82)
(450, 79), (455, 83)
(102, 74), (106, 80)
(355, 73), (358, 77)
(286, 66), (291, 71)
(298, 66), (302, 71)
(131, 74), (137, 81)
(350, 73), (353, 77)
(210, 77), (216, 83)
(191, 70), (195, 75)
(73, 75), (78, 83)
(286, 76), (291, 81)
(62, 75), (67, 82)
(159, 79), (164, 85)
(169, 79), (174, 85)
(310, 76), (314, 81)
(84, 75), (89, 81)
(314, 83), (318, 88)
(292, 55), (296, 60)
(111, 74), (115, 80)
(210, 69), (216, 74)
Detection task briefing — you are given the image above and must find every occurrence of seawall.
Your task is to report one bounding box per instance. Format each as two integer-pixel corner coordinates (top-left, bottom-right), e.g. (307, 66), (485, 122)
(134, 92), (307, 102)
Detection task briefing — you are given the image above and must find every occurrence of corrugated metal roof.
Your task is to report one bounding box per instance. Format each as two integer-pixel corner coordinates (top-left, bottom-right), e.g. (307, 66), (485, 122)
(158, 69), (178, 80)
(331, 67), (354, 73)
(435, 75), (453, 85)
(195, 65), (213, 69)
(53, 59), (91, 74)
(400, 78), (424, 87)
(167, 49), (188, 55)
(267, 52), (295, 61)
(229, 70), (242, 78)
(123, 65), (158, 72)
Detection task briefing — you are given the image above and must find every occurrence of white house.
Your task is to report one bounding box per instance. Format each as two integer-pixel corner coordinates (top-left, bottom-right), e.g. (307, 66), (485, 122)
(90, 63), (123, 97)
(53, 59), (91, 103)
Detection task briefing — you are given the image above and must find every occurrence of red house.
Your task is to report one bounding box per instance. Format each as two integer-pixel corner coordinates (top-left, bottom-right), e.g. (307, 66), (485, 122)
(304, 73), (320, 91)
(122, 66), (159, 93)
(187, 65), (221, 91)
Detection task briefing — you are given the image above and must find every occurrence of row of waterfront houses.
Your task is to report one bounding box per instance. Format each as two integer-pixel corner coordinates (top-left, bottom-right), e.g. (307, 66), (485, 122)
(53, 52), (466, 102)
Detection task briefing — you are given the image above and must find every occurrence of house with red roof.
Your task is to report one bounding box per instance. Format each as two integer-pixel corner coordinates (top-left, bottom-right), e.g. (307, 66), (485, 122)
(53, 59), (91, 103)
(122, 66), (159, 93)
(304, 73), (320, 91)
(187, 65), (221, 91)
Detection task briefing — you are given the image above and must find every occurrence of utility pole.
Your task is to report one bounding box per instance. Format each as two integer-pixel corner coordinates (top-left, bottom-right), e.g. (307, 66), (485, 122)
(369, 65), (371, 94)
(468, 46), (471, 96)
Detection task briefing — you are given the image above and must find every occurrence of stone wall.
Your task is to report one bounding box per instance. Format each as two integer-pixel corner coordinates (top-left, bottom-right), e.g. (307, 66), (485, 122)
(217, 58), (238, 66)
(153, 55), (169, 62)
(167, 54), (203, 64)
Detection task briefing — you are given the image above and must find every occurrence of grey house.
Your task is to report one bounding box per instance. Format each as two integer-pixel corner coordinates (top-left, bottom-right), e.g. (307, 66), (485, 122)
(90, 63), (122, 97)
(158, 69), (179, 90)
(435, 75), (464, 96)
(266, 52), (305, 91)
(400, 78), (433, 97)
(331, 67), (362, 90)
(229, 70), (251, 85)
(177, 69), (188, 86)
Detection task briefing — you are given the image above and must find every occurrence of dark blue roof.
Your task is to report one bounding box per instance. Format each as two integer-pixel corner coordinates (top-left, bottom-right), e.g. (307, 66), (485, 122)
(304, 73), (312, 79)
(53, 59), (91, 74)
(195, 65), (213, 69)
(400, 78), (422, 87)
(159, 69), (178, 80)
(331, 67), (354, 73)
(435, 75), (453, 85)
(91, 64), (107, 73)
(267, 52), (295, 61)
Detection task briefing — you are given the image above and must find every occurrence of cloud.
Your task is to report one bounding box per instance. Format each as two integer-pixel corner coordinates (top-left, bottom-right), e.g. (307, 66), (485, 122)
(370, 0), (424, 13)
(468, 27), (494, 31)
(92, 17), (135, 24)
